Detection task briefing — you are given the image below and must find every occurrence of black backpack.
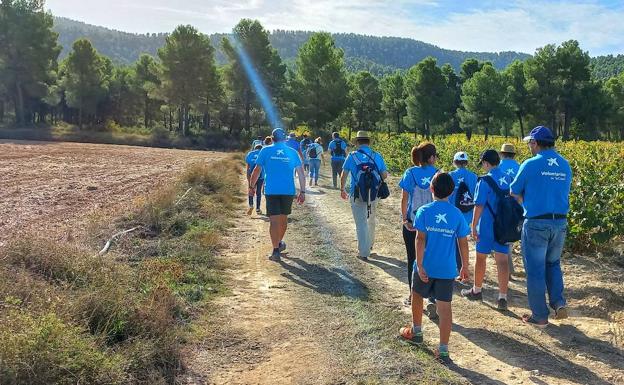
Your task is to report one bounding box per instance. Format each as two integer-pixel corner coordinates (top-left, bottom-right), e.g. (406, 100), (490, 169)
(331, 140), (346, 157)
(455, 181), (475, 213)
(480, 176), (524, 244)
(308, 145), (318, 159)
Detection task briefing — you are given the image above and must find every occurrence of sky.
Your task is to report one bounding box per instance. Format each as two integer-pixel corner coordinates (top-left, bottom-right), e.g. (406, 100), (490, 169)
(45, 0), (624, 56)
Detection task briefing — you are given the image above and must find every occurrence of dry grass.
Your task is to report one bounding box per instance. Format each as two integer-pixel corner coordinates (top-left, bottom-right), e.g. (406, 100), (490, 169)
(0, 157), (243, 384)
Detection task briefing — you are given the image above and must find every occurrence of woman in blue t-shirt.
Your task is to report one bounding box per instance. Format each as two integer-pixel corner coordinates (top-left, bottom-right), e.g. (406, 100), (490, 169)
(399, 142), (438, 307)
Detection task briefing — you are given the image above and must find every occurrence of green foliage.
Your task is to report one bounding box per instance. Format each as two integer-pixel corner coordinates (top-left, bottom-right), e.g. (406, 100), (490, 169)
(291, 32), (349, 130)
(380, 71), (407, 133)
(349, 71), (382, 133)
(404, 57), (452, 137)
(459, 63), (510, 140)
(375, 133), (624, 250)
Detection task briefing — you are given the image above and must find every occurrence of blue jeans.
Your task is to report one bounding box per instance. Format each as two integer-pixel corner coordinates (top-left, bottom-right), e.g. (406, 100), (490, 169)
(248, 179), (264, 209)
(309, 159), (321, 182)
(521, 219), (567, 322)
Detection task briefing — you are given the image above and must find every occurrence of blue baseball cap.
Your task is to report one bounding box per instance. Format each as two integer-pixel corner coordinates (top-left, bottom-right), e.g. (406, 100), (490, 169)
(523, 126), (555, 142)
(272, 128), (287, 141)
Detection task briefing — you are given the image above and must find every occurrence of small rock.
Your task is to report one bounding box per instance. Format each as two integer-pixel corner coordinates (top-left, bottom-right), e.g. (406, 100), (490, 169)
(86, 186), (98, 191)
(530, 370), (540, 376)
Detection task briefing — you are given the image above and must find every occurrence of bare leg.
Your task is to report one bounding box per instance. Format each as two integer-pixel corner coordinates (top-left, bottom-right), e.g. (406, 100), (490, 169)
(269, 216), (281, 249)
(278, 215), (288, 242)
(494, 252), (510, 295)
(411, 290), (424, 328)
(436, 300), (452, 345)
(474, 252), (488, 288)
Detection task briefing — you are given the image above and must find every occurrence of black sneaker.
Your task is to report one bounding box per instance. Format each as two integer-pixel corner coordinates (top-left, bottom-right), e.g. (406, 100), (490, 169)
(497, 298), (508, 311)
(426, 302), (439, 320)
(279, 241), (287, 252)
(436, 349), (452, 365)
(269, 250), (281, 261)
(460, 288), (483, 301)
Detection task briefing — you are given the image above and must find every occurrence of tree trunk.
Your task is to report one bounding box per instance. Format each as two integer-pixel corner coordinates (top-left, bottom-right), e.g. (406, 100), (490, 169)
(144, 93), (150, 128)
(396, 111), (401, 134)
(563, 105), (571, 140)
(484, 117), (490, 141)
(15, 81), (25, 126)
(78, 104), (83, 130)
(0, 99), (5, 122)
(517, 113), (525, 139)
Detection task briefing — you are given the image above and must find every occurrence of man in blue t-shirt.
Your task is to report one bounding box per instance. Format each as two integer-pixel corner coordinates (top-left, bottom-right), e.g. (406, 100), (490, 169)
(511, 126), (572, 328)
(328, 132), (348, 188)
(461, 150), (512, 311)
(399, 173), (470, 364)
(499, 143), (521, 277)
(249, 128), (306, 261)
(340, 131), (388, 260)
(300, 134), (312, 172)
(286, 132), (303, 162)
(245, 144), (264, 215)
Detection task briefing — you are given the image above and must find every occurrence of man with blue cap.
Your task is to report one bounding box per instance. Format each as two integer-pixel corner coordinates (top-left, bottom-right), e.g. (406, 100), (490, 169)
(511, 126), (572, 328)
(249, 128), (306, 261)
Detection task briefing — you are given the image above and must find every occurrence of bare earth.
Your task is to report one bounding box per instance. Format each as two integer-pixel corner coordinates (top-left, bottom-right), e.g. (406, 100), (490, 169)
(187, 163), (624, 385)
(0, 140), (224, 245)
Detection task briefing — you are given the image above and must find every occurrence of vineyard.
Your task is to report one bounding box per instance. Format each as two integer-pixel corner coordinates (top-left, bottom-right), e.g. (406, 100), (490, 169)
(374, 134), (624, 252)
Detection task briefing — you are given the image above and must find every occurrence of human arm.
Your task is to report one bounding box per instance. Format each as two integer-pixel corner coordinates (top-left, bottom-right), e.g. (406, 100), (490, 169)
(510, 162), (527, 204)
(458, 237), (470, 282)
(416, 231), (428, 283)
(296, 165), (306, 204)
(340, 170), (349, 200)
(401, 190), (415, 231)
(471, 205), (482, 242)
(249, 165), (262, 196)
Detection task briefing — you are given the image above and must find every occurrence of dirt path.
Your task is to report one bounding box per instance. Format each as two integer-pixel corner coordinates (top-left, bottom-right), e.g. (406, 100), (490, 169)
(187, 163), (624, 385)
(0, 140), (225, 245)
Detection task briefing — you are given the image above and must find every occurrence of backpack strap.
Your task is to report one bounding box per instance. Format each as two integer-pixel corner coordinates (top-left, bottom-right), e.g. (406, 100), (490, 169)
(479, 175), (504, 218)
(357, 149), (385, 182)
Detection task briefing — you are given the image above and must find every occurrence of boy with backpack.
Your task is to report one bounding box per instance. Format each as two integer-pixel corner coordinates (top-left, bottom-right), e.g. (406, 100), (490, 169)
(340, 131), (389, 260)
(399, 172), (470, 364)
(461, 150), (523, 311)
(328, 132), (348, 188)
(448, 151), (478, 272)
(306, 137), (325, 186)
(245, 144), (265, 215)
(499, 144), (520, 277)
(300, 134), (312, 172)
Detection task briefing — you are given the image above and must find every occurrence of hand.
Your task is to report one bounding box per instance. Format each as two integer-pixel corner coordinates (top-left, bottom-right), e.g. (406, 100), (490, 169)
(459, 266), (470, 283)
(248, 187), (256, 197)
(340, 189), (348, 201)
(403, 221), (416, 232)
(471, 227), (479, 242)
(418, 265), (429, 283)
(297, 191), (306, 204)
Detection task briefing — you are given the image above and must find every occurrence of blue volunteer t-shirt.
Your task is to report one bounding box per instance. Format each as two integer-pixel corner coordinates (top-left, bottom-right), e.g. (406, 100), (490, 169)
(474, 167), (512, 234)
(286, 138), (300, 153)
(300, 139), (311, 162)
(500, 158), (520, 180)
(245, 149), (260, 176)
(255, 142), (302, 196)
(510, 149), (572, 218)
(414, 201), (470, 279)
(449, 167), (478, 224)
(328, 139), (348, 161)
(398, 165), (437, 222)
(342, 145), (387, 196)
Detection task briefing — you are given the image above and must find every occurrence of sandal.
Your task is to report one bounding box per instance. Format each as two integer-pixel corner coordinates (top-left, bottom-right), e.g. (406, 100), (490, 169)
(522, 314), (548, 329)
(399, 325), (423, 344)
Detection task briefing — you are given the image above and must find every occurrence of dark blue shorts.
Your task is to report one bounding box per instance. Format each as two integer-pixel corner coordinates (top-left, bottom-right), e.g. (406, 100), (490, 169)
(411, 271), (454, 302)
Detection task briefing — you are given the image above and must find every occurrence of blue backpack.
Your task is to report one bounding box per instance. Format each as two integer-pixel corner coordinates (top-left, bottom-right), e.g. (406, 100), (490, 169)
(480, 175), (524, 244)
(352, 150), (389, 217)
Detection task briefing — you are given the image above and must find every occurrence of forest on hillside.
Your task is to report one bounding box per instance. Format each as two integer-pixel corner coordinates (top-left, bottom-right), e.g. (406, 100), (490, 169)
(2, 1), (624, 145)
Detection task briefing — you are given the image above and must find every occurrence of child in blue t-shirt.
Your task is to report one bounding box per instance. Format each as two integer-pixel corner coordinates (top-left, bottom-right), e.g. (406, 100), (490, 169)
(399, 172), (470, 364)
(461, 150), (512, 311)
(245, 144), (264, 215)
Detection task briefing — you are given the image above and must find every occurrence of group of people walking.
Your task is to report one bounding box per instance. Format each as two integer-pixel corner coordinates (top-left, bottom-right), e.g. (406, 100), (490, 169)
(245, 125), (572, 364)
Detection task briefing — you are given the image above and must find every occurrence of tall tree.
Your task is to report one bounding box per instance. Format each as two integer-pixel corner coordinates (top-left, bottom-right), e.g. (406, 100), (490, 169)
(555, 40), (591, 140)
(349, 71), (382, 133)
(604, 73), (624, 140)
(459, 63), (509, 140)
(158, 25), (216, 135)
(404, 57), (450, 138)
(460, 58), (486, 83)
(525, 44), (561, 133)
(61, 39), (109, 129)
(134, 54), (161, 128)
(441, 63), (461, 134)
(221, 19), (285, 132)
(503, 60), (530, 138)
(0, 0), (60, 126)
(291, 32), (349, 131)
(380, 71), (406, 134)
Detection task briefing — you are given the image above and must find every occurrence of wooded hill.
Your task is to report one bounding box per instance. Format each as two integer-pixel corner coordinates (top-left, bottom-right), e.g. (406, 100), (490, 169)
(53, 16), (530, 75)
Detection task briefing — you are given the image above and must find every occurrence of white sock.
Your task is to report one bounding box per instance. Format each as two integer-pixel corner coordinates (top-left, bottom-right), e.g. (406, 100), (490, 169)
(499, 293), (507, 300)
(472, 286), (482, 294)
